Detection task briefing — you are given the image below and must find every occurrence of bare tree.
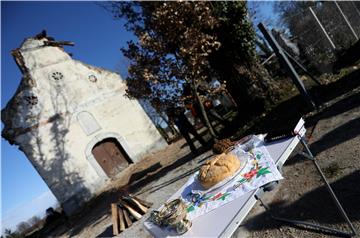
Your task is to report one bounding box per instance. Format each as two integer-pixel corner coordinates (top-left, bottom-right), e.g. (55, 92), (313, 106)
(3, 229), (21, 238)
(100, 1), (281, 138)
(28, 215), (43, 230)
(16, 221), (31, 235)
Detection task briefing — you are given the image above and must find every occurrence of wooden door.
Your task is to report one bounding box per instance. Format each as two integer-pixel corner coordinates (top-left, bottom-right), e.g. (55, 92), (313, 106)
(92, 138), (130, 177)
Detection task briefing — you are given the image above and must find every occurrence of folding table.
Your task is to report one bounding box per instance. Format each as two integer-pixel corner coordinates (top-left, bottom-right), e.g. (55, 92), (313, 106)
(144, 118), (356, 237)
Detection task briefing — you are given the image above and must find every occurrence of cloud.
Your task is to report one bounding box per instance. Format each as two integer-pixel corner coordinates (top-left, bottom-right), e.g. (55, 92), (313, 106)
(1, 190), (58, 233)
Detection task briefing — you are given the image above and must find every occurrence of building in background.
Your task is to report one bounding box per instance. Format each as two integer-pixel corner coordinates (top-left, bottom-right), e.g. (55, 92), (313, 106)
(1, 32), (167, 214)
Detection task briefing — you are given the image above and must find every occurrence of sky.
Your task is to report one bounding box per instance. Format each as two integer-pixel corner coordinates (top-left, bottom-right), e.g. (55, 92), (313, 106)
(1, 1), (135, 232)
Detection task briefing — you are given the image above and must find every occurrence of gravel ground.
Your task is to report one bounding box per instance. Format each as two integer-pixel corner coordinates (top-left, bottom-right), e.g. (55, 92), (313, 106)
(47, 75), (360, 238)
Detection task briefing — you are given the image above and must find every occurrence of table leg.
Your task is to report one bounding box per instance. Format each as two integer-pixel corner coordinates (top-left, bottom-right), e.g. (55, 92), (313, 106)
(298, 136), (357, 236)
(256, 136), (357, 237)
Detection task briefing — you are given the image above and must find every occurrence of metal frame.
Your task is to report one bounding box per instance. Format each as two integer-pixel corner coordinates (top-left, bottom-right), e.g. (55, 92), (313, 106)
(220, 133), (305, 237)
(144, 118), (307, 238)
(258, 23), (316, 110)
(257, 134), (357, 237)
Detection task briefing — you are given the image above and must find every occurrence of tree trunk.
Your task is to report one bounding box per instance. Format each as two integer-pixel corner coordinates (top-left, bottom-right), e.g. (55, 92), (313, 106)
(191, 81), (218, 139)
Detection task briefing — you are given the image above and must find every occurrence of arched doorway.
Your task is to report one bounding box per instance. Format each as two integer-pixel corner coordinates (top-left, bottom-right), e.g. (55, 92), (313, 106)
(91, 138), (132, 178)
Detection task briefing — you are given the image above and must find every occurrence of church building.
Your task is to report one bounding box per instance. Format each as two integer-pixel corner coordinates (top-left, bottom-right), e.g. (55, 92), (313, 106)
(1, 32), (167, 214)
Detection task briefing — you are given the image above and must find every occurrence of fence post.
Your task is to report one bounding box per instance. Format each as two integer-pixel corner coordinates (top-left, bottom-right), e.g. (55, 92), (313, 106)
(309, 7), (336, 50)
(258, 23), (316, 110)
(334, 1), (359, 41)
(351, 1), (360, 19)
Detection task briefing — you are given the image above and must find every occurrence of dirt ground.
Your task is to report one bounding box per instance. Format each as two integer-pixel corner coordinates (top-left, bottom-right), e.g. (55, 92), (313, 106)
(47, 135), (214, 238)
(237, 86), (360, 238)
(44, 69), (360, 238)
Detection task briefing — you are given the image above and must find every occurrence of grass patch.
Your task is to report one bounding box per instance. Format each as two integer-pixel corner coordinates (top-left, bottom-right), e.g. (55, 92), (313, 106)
(323, 162), (341, 178)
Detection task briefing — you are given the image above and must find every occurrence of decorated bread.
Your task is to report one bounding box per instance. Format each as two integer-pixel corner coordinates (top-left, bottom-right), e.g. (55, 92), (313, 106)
(198, 153), (240, 189)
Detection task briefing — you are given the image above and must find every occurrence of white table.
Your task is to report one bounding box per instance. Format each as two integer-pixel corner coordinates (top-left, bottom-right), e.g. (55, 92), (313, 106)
(144, 119), (306, 238)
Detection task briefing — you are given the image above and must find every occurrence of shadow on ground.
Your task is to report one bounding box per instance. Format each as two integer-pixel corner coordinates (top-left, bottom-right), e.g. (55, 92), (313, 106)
(244, 171), (360, 236)
(127, 147), (212, 195)
(43, 68), (359, 238)
(284, 116), (360, 166)
(62, 146), (210, 237)
(133, 153), (213, 196)
(310, 117), (360, 156)
(128, 162), (162, 184)
(96, 225), (113, 238)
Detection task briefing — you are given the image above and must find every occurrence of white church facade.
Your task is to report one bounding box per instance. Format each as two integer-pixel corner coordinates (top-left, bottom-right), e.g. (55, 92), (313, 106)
(1, 32), (167, 214)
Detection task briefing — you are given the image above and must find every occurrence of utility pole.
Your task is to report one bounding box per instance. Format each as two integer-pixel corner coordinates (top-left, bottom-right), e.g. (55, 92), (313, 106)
(309, 7), (336, 50)
(334, 1), (359, 41)
(258, 23), (316, 110)
(283, 50), (322, 86)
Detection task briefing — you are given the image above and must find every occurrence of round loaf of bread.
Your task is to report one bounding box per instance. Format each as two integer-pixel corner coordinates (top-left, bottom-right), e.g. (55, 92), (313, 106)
(198, 153), (240, 189)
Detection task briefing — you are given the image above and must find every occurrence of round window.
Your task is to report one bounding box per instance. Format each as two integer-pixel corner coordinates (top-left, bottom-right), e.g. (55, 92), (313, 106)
(50, 71), (64, 81)
(88, 74), (97, 83)
(25, 95), (38, 106)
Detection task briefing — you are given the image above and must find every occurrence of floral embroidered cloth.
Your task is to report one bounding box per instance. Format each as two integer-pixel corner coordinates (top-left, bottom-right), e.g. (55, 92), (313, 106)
(181, 143), (283, 220)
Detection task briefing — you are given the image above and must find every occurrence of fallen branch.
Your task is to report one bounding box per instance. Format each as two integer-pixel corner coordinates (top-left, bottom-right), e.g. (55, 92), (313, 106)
(123, 209), (133, 227)
(129, 194), (153, 208)
(111, 203), (119, 235)
(119, 200), (142, 220)
(123, 196), (148, 214)
(118, 207), (126, 232)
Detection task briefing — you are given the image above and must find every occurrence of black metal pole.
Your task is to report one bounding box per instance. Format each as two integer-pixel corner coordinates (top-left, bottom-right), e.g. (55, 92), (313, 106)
(299, 137), (357, 236)
(283, 50), (322, 86)
(256, 135), (357, 237)
(258, 23), (316, 110)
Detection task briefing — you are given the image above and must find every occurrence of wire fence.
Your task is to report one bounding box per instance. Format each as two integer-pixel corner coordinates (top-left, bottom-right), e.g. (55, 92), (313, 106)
(256, 1), (360, 74)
